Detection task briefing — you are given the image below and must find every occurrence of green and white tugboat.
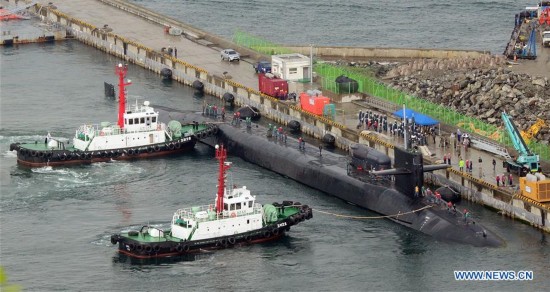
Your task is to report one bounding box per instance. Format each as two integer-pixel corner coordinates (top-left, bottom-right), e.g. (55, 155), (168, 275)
(110, 144), (313, 259)
(9, 63), (217, 167)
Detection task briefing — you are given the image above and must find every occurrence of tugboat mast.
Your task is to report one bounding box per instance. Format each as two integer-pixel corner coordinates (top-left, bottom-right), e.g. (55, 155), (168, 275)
(215, 144), (231, 214)
(115, 63), (132, 129)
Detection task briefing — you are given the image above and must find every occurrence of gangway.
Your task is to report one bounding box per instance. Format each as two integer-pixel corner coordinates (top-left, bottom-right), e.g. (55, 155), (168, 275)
(501, 112), (539, 175)
(469, 135), (512, 159)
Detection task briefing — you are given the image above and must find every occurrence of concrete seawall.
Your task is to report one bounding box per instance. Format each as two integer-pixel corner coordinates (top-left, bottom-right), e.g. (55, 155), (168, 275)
(15, 0), (548, 233)
(286, 46), (490, 60)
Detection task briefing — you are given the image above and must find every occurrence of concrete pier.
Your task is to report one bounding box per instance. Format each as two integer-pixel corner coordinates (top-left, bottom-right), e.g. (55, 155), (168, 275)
(11, 0), (549, 233)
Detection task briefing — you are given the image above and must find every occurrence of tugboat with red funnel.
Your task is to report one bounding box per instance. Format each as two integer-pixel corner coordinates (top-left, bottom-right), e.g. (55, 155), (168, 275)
(110, 144), (312, 259)
(10, 63), (217, 167)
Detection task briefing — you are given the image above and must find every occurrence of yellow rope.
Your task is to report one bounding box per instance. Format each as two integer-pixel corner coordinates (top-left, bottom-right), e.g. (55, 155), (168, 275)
(312, 205), (433, 219)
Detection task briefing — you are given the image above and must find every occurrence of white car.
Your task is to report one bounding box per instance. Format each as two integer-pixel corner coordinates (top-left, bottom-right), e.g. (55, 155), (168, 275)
(542, 31), (550, 47)
(221, 49), (240, 62)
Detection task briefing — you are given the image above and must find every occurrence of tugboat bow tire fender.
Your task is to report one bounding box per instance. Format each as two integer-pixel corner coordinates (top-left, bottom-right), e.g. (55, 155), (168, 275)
(167, 143), (175, 150)
(289, 216), (296, 224)
(145, 245), (152, 252)
(176, 244), (189, 252)
(136, 245), (144, 252)
(110, 235), (118, 245)
(31, 150), (38, 157)
(244, 235), (252, 242)
(271, 227), (279, 236)
(153, 245), (161, 252)
(228, 237), (236, 245)
(263, 230), (271, 238)
(154, 145), (160, 152)
(175, 142), (181, 149)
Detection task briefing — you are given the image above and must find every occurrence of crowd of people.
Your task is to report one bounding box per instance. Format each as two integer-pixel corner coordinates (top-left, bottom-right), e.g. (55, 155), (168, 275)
(357, 110), (438, 148)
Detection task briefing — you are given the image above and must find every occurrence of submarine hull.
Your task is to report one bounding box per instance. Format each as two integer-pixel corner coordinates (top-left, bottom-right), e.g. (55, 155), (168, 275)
(167, 110), (503, 247)
(213, 123), (503, 247)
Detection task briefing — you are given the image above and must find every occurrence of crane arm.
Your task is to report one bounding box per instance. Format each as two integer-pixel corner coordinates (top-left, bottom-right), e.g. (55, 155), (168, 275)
(501, 112), (531, 156)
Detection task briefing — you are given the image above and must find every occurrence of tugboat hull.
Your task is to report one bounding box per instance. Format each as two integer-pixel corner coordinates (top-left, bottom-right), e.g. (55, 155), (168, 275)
(111, 203), (312, 259)
(10, 124), (220, 167)
(12, 136), (197, 167)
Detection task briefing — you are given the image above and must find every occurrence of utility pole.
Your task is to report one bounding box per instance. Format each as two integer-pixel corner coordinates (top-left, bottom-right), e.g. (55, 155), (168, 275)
(310, 44), (313, 86)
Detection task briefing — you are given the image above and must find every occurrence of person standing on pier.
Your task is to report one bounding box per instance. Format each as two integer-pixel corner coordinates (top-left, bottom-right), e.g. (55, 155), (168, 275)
(459, 158), (465, 172)
(319, 145), (322, 157)
(492, 159), (496, 171)
(174, 47), (177, 58)
(509, 173), (513, 186)
(496, 175), (500, 187)
(463, 209), (471, 223)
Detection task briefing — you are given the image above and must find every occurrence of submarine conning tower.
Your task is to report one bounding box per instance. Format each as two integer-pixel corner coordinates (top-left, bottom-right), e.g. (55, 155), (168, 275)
(393, 147), (424, 198)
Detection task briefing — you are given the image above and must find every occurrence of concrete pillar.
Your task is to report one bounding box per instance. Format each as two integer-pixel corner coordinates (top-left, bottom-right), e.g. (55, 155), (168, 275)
(530, 207), (543, 226)
(512, 199), (524, 209)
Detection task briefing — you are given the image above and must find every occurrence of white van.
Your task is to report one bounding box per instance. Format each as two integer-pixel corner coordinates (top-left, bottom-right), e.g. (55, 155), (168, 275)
(543, 31), (550, 47)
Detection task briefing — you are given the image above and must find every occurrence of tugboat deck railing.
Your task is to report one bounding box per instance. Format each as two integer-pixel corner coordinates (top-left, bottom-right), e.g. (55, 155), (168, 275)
(173, 203), (263, 224)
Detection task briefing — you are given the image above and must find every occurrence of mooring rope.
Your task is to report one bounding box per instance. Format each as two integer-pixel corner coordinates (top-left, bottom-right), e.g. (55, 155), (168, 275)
(312, 205), (433, 219)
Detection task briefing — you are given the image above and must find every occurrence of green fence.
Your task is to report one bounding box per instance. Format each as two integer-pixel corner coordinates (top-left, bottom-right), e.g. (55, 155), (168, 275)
(233, 30), (294, 55)
(315, 63), (550, 161)
(232, 31), (549, 162)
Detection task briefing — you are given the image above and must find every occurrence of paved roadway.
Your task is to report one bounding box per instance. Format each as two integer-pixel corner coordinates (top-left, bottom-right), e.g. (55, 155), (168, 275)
(51, 0), (260, 88)
(48, 0), (542, 194)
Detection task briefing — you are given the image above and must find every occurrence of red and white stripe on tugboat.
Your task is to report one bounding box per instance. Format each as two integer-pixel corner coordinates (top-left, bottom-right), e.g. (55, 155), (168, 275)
(9, 63), (218, 167)
(110, 145), (313, 259)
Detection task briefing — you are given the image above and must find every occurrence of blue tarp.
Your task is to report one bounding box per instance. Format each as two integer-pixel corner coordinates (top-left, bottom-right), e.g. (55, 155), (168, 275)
(393, 109), (439, 126)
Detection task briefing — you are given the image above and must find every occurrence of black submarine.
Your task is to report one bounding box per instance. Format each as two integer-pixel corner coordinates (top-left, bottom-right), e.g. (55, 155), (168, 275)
(159, 108), (504, 247)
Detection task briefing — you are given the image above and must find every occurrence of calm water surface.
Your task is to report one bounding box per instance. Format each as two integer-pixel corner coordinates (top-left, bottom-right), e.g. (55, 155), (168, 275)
(1, 4), (549, 291)
(132, 0), (534, 53)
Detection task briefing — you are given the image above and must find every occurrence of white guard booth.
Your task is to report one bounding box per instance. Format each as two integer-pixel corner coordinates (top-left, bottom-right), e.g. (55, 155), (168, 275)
(271, 53), (311, 82)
